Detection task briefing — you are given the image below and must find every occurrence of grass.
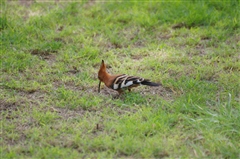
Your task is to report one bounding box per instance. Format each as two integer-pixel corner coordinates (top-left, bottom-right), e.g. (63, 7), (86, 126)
(1, 0), (240, 158)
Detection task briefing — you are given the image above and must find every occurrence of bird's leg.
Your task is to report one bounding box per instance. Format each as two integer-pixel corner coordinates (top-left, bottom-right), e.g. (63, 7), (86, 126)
(128, 88), (131, 92)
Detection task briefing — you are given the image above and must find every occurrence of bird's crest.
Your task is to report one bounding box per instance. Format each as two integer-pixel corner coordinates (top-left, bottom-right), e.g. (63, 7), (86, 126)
(99, 60), (106, 71)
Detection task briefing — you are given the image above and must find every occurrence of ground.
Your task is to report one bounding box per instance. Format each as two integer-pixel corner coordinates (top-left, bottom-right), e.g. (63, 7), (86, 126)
(1, 0), (240, 158)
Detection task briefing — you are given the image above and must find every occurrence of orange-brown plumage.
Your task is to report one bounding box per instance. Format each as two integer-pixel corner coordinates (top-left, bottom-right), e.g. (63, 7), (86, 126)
(98, 60), (160, 94)
(98, 60), (118, 88)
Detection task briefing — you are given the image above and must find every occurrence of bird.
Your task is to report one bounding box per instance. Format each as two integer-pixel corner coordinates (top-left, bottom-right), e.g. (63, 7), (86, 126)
(98, 60), (160, 94)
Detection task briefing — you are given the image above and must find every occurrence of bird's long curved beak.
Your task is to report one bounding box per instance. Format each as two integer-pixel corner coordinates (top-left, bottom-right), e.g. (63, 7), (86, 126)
(98, 80), (101, 93)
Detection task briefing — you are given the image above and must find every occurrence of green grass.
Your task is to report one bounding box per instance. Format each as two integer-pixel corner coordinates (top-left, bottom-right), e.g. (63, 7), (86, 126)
(1, 0), (240, 158)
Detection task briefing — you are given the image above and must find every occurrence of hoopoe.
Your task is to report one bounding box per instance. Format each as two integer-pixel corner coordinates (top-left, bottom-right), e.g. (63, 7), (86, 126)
(98, 60), (160, 94)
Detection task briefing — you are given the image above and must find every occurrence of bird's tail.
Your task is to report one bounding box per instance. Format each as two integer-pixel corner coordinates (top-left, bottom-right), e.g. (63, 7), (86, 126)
(141, 80), (160, 87)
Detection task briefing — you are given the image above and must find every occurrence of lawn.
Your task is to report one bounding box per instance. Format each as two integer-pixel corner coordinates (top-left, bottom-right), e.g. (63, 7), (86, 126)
(1, 0), (240, 158)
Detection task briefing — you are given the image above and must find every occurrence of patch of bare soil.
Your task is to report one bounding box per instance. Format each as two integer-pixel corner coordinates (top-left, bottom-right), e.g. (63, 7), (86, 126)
(65, 66), (81, 75)
(194, 36), (212, 56)
(98, 87), (118, 96)
(56, 25), (64, 32)
(172, 22), (188, 29)
(83, 0), (96, 8)
(30, 49), (57, 57)
(0, 99), (27, 122)
(18, 90), (46, 105)
(0, 91), (46, 123)
(1, 89), (46, 113)
(131, 54), (148, 61)
(141, 85), (174, 101)
(19, 0), (34, 7)
(47, 106), (86, 120)
(1, 100), (35, 145)
(226, 34), (240, 46)
(0, 100), (18, 113)
(158, 34), (172, 40)
(109, 42), (123, 49)
(30, 49), (57, 66)
(3, 132), (27, 146)
(19, 0), (60, 6)
(195, 45), (207, 56)
(52, 79), (79, 93)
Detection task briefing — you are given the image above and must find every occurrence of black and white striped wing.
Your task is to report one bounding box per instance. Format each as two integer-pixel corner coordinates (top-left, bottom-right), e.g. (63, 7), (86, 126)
(111, 74), (144, 90)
